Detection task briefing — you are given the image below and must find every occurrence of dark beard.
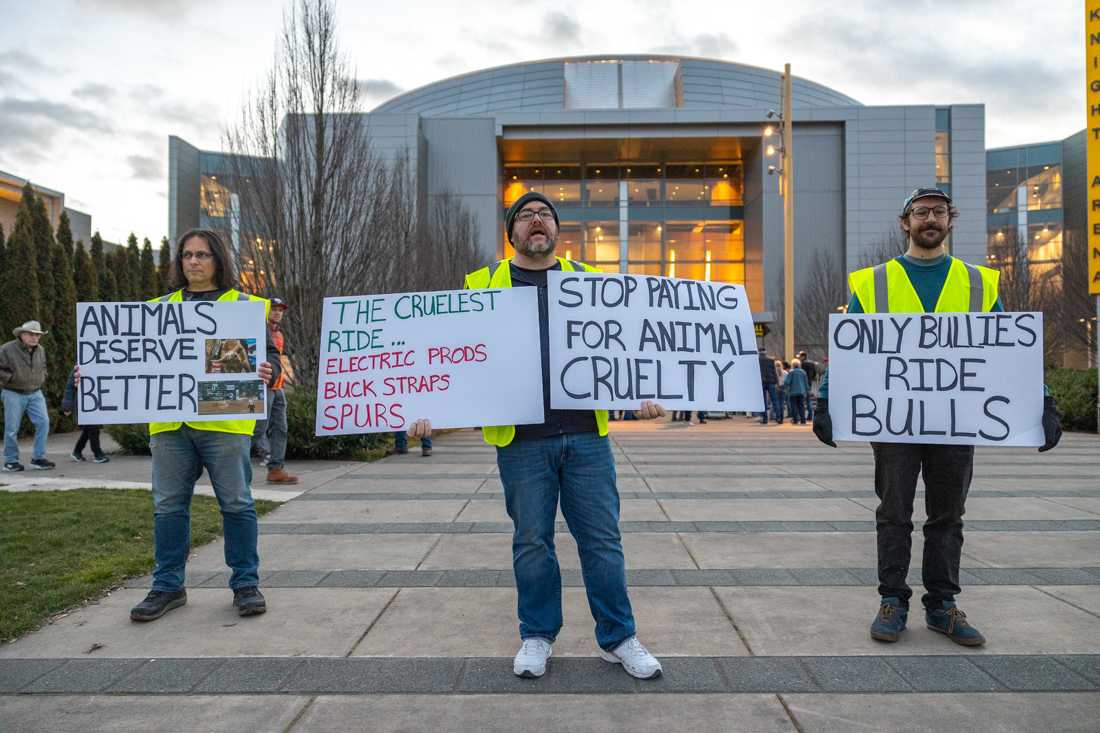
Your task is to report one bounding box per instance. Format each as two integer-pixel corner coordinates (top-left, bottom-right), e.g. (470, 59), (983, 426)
(911, 225), (947, 249)
(517, 233), (555, 256)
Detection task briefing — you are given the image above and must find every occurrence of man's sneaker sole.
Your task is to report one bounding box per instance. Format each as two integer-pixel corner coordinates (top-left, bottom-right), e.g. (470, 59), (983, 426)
(130, 595), (187, 622)
(870, 629), (902, 642)
(598, 649), (663, 679)
(927, 624), (985, 646)
(514, 667), (545, 679)
(29, 463), (53, 470)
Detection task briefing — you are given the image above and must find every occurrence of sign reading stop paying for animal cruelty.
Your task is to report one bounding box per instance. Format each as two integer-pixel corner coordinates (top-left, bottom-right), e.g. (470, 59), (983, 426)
(548, 271), (765, 412)
(315, 288), (543, 435)
(827, 312), (1045, 446)
(76, 301), (267, 424)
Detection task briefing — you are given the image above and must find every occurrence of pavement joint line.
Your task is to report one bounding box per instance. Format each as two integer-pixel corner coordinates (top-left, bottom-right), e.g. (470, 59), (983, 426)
(292, 488), (1100, 501)
(7, 655), (1098, 695)
(344, 588), (401, 657)
(1030, 586), (1100, 621)
(776, 693), (807, 733)
(1040, 496), (1100, 519)
(158, 567), (1100, 589)
(257, 519), (1100, 535)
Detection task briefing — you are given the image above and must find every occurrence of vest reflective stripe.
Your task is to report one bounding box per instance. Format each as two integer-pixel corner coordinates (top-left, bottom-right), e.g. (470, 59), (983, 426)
(148, 289), (270, 437)
(464, 257), (610, 447)
(849, 258), (999, 314)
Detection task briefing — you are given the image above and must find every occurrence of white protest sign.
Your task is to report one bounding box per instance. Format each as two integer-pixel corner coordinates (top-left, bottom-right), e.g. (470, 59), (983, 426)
(827, 312), (1045, 446)
(315, 288), (544, 436)
(76, 301), (268, 424)
(547, 271), (765, 412)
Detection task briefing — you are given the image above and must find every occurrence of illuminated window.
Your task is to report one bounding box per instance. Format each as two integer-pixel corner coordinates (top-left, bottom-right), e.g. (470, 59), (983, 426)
(935, 131), (950, 185)
(200, 175), (230, 218)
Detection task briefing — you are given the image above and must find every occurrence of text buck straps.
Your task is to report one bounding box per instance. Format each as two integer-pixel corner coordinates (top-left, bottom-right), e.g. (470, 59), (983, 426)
(827, 312), (1045, 446)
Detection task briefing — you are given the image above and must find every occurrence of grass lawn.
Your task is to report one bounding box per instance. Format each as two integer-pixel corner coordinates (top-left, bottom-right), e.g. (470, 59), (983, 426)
(0, 489), (279, 642)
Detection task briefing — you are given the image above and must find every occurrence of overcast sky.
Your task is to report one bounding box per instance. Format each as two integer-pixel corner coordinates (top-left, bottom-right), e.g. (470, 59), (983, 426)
(0, 0), (1083, 245)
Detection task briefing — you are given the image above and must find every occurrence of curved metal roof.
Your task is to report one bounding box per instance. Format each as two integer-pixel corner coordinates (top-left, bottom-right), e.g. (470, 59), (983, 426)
(372, 55), (861, 116)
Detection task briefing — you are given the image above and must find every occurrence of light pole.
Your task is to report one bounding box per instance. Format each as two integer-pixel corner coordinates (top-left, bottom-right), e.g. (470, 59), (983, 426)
(766, 63), (795, 359)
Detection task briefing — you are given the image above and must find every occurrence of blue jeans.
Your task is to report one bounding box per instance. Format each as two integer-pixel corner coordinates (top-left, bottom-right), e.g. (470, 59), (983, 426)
(149, 425), (259, 592)
(253, 388), (289, 468)
(3, 389), (49, 463)
(496, 432), (636, 651)
(393, 431), (431, 451)
(759, 383), (781, 423)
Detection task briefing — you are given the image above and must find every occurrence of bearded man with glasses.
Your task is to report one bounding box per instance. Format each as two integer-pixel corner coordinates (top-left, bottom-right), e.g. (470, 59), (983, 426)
(406, 192), (666, 681)
(812, 188), (1062, 647)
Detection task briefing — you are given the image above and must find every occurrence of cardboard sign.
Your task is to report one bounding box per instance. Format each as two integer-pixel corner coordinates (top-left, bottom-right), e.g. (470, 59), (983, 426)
(547, 271), (765, 412)
(315, 288), (544, 435)
(76, 301), (267, 424)
(827, 312), (1045, 446)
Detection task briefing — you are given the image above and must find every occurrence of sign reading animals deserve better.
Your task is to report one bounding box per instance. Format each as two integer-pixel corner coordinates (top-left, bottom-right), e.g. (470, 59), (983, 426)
(76, 301), (268, 424)
(827, 312), (1045, 446)
(547, 271), (765, 412)
(315, 288), (544, 435)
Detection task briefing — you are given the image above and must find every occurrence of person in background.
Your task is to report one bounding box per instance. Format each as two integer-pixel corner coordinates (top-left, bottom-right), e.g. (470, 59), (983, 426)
(784, 358), (810, 425)
(390, 428), (432, 457)
(757, 351), (781, 425)
(252, 297), (299, 483)
(797, 350), (819, 420)
(61, 366), (108, 463)
(0, 320), (54, 472)
(774, 359), (788, 423)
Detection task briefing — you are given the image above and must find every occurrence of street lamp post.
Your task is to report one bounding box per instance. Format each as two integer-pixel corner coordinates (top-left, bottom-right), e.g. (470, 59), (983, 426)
(766, 63), (795, 359)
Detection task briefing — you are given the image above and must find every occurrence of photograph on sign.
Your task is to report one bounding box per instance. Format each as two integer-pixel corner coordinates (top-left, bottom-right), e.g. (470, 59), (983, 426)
(827, 312), (1045, 446)
(314, 288), (544, 436)
(547, 271), (764, 412)
(76, 300), (267, 424)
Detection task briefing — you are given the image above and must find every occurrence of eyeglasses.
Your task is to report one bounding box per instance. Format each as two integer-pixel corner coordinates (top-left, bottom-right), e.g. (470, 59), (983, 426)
(909, 205), (950, 220)
(180, 251), (214, 261)
(515, 209), (555, 223)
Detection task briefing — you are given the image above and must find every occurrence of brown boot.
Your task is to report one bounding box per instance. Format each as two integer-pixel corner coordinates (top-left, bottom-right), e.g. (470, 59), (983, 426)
(421, 445), (432, 457)
(266, 467), (299, 484)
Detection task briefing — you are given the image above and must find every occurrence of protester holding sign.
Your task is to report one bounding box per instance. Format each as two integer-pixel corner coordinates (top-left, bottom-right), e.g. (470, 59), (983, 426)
(127, 228), (278, 623)
(409, 192), (666, 681)
(812, 188), (1062, 647)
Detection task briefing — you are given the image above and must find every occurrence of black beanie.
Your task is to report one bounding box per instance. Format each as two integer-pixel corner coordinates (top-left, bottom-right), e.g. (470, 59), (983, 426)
(506, 191), (560, 244)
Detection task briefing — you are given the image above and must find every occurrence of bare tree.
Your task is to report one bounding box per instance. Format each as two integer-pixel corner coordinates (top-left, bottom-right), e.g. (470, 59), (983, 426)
(857, 228), (908, 269)
(794, 249), (847, 356)
(1045, 229), (1096, 360)
(223, 0), (480, 387)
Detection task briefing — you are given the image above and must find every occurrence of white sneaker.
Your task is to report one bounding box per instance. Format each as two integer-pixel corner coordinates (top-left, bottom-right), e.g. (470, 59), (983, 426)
(513, 638), (552, 678)
(599, 636), (663, 679)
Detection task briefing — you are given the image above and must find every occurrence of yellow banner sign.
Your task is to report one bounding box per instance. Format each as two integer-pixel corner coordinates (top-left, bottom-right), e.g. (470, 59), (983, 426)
(1089, 1), (1100, 294)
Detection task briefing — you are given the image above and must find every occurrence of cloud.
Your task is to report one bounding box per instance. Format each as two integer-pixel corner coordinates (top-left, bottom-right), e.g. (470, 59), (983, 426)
(86, 0), (211, 20)
(0, 97), (114, 165)
(73, 82), (116, 102)
(127, 154), (163, 181)
(0, 50), (57, 75)
(353, 78), (404, 102)
(652, 32), (738, 59)
(545, 12), (581, 45)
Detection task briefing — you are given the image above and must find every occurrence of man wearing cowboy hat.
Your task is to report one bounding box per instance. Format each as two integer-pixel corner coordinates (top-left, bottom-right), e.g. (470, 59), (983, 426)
(1, 320), (55, 472)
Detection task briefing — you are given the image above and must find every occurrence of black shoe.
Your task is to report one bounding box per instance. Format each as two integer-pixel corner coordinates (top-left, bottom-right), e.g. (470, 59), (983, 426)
(2, 461), (24, 472)
(93, 455), (110, 464)
(29, 458), (55, 470)
(421, 446), (432, 457)
(233, 586), (267, 616)
(130, 589), (187, 622)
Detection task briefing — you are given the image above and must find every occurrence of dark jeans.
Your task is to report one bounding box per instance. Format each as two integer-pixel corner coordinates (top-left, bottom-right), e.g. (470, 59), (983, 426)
(496, 432), (635, 651)
(393, 431), (431, 451)
(759, 383), (781, 423)
(871, 442), (974, 610)
(789, 395), (806, 423)
(252, 388), (288, 468)
(73, 426), (104, 458)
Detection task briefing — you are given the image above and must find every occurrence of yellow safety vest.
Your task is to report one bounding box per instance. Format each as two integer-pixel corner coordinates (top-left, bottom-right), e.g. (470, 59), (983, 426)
(463, 257), (610, 447)
(148, 289), (271, 437)
(848, 257), (1000, 314)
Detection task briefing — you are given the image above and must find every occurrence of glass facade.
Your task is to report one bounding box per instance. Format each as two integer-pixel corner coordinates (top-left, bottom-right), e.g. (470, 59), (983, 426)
(500, 162), (745, 284)
(986, 142), (1064, 272)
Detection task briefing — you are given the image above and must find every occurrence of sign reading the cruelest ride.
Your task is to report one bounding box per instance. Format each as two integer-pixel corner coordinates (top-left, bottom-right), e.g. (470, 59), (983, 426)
(827, 312), (1045, 446)
(547, 272), (765, 412)
(315, 288), (543, 435)
(76, 301), (267, 424)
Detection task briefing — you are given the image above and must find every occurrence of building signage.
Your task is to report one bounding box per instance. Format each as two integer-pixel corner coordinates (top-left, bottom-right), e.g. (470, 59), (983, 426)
(1088, 1), (1100, 294)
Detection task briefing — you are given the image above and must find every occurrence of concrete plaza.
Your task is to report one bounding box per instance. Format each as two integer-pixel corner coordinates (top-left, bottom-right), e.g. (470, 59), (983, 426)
(1, 418), (1098, 731)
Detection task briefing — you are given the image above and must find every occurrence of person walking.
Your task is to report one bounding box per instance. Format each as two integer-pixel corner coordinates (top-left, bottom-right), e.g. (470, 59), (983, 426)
(813, 188), (1063, 646)
(774, 359), (788, 423)
(408, 191), (666, 681)
(797, 350), (819, 420)
(784, 358), (809, 425)
(61, 366), (108, 463)
(126, 228), (279, 623)
(0, 320), (55, 472)
(758, 351), (781, 424)
(252, 297), (299, 482)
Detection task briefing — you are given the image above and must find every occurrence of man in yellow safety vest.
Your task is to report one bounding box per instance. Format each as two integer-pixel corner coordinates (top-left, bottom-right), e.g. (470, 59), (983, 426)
(813, 188), (1062, 647)
(408, 192), (667, 681)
